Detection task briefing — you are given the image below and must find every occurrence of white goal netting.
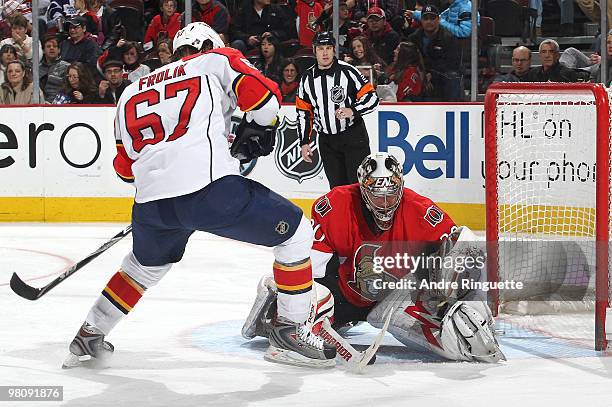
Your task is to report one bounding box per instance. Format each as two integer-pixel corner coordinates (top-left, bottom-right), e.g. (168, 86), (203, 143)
(486, 85), (612, 350)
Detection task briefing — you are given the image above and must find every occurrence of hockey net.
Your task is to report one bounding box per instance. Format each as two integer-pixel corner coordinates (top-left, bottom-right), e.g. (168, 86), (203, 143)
(484, 82), (611, 351)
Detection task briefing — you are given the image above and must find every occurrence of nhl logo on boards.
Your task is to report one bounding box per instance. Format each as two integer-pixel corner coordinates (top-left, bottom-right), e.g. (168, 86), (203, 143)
(330, 85), (346, 104)
(275, 220), (290, 235)
(274, 117), (323, 183)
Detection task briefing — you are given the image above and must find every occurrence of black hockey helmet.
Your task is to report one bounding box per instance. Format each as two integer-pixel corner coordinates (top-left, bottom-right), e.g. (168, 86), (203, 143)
(313, 31), (336, 47)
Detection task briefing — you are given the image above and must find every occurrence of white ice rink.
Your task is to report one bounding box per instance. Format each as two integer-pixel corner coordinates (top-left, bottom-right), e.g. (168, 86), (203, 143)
(1, 223), (612, 407)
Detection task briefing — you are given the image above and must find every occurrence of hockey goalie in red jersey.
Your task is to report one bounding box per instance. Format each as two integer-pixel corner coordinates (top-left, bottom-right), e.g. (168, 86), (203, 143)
(243, 152), (505, 363)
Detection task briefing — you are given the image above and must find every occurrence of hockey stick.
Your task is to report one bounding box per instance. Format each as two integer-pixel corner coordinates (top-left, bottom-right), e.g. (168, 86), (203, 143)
(321, 307), (393, 373)
(10, 225), (133, 301)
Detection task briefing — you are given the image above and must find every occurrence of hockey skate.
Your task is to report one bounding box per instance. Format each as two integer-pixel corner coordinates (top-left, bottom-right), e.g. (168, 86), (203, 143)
(62, 322), (114, 369)
(265, 316), (337, 368)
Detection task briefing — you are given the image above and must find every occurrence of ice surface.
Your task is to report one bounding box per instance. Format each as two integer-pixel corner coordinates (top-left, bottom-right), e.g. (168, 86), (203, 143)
(1, 224), (611, 407)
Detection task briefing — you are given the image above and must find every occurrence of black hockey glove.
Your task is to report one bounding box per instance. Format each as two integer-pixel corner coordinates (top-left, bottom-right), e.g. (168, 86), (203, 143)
(230, 114), (278, 164)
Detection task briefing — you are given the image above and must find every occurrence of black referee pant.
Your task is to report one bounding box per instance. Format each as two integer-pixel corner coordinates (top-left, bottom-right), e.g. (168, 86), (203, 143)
(319, 120), (371, 189)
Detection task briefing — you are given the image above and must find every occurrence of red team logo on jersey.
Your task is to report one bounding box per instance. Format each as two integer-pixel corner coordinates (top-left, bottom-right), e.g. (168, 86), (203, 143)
(314, 196), (332, 217)
(349, 243), (383, 300)
(424, 205), (444, 227)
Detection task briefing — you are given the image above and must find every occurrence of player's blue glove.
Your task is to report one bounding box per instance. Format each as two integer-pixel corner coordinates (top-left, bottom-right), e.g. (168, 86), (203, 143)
(230, 115), (278, 164)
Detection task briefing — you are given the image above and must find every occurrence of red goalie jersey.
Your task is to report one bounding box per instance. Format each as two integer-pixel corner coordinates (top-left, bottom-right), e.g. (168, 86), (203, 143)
(311, 184), (456, 308)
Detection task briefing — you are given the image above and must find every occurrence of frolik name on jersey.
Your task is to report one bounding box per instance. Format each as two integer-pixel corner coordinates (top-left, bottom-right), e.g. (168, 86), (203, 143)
(138, 64), (187, 90)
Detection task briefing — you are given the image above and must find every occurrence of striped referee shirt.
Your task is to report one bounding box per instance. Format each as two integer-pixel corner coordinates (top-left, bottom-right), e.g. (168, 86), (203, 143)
(296, 59), (379, 145)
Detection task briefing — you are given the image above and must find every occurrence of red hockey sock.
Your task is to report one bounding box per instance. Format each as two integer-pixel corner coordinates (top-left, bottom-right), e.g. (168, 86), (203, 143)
(101, 271), (146, 314)
(272, 259), (313, 295)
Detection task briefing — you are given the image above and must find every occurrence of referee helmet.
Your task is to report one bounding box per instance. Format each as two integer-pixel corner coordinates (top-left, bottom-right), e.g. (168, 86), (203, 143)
(313, 31), (336, 47)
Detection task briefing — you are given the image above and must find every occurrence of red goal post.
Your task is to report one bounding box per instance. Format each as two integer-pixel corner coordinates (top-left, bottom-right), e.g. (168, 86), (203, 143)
(484, 82), (610, 351)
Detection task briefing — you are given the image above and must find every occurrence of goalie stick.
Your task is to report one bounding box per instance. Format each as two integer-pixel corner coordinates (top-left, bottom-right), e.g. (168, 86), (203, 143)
(321, 307), (393, 373)
(10, 225), (133, 301)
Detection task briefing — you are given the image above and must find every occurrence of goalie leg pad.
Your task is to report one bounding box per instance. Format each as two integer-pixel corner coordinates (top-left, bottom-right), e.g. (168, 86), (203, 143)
(440, 301), (506, 363)
(368, 290), (447, 353)
(242, 274), (278, 339)
(308, 283), (334, 334)
(242, 278), (334, 339)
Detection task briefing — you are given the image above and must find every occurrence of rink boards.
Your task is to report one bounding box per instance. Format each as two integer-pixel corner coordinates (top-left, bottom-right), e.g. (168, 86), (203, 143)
(0, 102), (598, 228)
(0, 103), (487, 226)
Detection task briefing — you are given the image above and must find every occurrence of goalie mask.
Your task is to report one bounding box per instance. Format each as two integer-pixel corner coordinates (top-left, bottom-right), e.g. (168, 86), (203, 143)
(357, 153), (404, 231)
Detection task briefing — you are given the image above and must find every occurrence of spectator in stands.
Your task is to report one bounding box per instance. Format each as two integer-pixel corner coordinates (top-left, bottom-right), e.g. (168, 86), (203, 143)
(185, 0), (230, 40)
(93, 59), (130, 103)
(1, 0), (28, 29)
(254, 32), (283, 83)
(0, 43), (18, 86)
(47, 0), (79, 31)
(156, 37), (172, 65)
(294, 0), (323, 48)
(558, 0), (575, 35)
(144, 37), (172, 70)
(385, 41), (428, 101)
(89, 0), (113, 38)
(52, 61), (97, 103)
(106, 0), (145, 43)
(352, 0), (392, 22)
(74, 0), (100, 37)
(40, 34), (70, 102)
(576, 0), (612, 34)
(143, 0), (180, 51)
(279, 58), (299, 102)
(561, 47), (600, 69)
(365, 7), (399, 65)
(345, 35), (384, 69)
(590, 31), (612, 85)
(60, 16), (102, 73)
(494, 45), (532, 82)
(0, 60), (43, 104)
(315, 0), (359, 53)
(406, 0), (479, 39)
(407, 4), (462, 101)
(0, 13), (40, 61)
(526, 39), (578, 82)
(99, 39), (150, 82)
(230, 0), (296, 53)
(344, 35), (384, 84)
(397, 0), (424, 37)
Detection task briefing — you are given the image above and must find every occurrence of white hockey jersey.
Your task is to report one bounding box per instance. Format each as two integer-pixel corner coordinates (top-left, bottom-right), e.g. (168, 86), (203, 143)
(113, 48), (281, 203)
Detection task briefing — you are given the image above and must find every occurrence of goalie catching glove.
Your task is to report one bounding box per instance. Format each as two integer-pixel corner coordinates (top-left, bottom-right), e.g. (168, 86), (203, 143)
(230, 114), (279, 164)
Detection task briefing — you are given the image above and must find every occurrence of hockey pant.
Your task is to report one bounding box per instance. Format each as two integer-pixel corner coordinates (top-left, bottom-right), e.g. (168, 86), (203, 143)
(83, 176), (315, 334)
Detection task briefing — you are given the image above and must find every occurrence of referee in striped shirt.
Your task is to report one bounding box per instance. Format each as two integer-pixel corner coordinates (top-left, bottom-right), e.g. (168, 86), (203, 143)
(297, 31), (379, 188)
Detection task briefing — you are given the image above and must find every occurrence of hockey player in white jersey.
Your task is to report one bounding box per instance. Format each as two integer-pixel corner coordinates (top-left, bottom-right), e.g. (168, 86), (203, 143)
(243, 153), (505, 363)
(64, 22), (336, 369)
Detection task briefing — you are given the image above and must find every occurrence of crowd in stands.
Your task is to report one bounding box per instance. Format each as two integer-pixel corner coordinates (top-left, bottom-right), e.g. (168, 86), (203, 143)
(0, 0), (609, 105)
